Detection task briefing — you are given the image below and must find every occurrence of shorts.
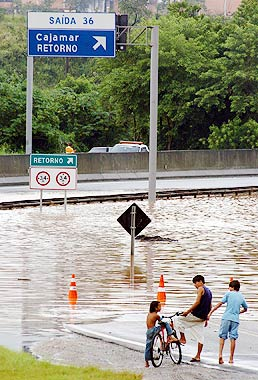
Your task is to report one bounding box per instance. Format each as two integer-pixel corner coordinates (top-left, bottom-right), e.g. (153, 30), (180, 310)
(174, 314), (205, 344)
(219, 319), (239, 340)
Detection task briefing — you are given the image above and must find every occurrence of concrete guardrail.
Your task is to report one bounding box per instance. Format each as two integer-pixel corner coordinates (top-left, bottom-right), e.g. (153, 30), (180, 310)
(0, 149), (257, 178)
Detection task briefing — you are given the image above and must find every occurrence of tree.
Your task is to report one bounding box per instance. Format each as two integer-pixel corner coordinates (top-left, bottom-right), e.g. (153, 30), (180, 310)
(53, 75), (116, 151)
(1, 2), (258, 153)
(199, 0), (258, 148)
(119, 0), (151, 23)
(168, 0), (202, 17)
(208, 118), (258, 149)
(0, 15), (27, 77)
(0, 71), (26, 152)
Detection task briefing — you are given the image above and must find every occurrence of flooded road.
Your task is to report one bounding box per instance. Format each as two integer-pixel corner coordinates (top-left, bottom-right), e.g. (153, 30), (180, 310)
(0, 194), (257, 350)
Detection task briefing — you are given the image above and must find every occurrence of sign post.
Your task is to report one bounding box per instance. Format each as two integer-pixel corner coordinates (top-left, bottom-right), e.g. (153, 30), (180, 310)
(117, 203), (151, 287)
(130, 205), (136, 287)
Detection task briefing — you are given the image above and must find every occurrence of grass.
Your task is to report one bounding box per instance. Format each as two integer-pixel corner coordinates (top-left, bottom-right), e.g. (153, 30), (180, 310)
(0, 346), (142, 380)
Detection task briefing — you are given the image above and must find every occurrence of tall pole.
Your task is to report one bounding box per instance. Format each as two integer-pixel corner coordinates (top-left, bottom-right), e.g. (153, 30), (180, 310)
(130, 205), (136, 287)
(148, 26), (159, 206)
(26, 56), (33, 154)
(224, 0), (228, 16)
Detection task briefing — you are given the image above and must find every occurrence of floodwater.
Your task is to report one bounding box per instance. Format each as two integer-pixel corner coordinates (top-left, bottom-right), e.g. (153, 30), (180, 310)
(0, 194), (257, 350)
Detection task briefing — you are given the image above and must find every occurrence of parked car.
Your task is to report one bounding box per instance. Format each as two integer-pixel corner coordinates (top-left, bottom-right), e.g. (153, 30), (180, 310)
(109, 141), (149, 153)
(88, 147), (111, 153)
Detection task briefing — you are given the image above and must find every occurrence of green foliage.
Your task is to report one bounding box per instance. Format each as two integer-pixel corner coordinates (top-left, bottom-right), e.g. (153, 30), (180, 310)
(53, 75), (117, 151)
(119, 0), (151, 23)
(208, 118), (258, 149)
(0, 15), (27, 77)
(234, 0), (258, 24)
(0, 1), (258, 153)
(168, 0), (202, 17)
(96, 47), (151, 144)
(0, 346), (141, 380)
(0, 70), (27, 151)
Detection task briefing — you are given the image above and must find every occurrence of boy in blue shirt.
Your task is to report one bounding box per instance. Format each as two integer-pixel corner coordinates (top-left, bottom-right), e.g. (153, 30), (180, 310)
(208, 279), (248, 364)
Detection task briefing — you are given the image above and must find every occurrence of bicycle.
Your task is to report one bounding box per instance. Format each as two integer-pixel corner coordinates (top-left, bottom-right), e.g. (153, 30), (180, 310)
(150, 311), (182, 367)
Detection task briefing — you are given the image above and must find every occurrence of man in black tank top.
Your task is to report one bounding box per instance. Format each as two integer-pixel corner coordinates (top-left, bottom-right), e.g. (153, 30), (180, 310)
(175, 275), (212, 362)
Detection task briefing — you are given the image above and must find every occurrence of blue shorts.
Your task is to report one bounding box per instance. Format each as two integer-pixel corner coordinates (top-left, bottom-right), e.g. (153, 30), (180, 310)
(219, 319), (239, 340)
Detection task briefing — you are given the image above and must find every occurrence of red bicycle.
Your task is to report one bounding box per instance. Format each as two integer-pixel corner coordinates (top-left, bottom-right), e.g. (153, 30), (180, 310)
(150, 312), (182, 367)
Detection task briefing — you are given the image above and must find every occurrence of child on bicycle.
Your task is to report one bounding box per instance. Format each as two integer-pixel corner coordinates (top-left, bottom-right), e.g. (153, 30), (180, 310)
(145, 300), (178, 367)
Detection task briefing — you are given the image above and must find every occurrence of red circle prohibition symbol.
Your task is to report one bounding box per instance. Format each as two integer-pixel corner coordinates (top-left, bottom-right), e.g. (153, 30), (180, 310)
(56, 171), (71, 187)
(36, 171), (50, 186)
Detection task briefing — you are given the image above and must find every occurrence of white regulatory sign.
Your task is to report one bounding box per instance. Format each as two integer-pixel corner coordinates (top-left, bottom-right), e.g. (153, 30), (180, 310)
(30, 167), (77, 190)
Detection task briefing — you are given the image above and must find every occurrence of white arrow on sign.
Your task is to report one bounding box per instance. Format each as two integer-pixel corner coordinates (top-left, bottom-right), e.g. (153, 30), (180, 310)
(67, 157), (74, 165)
(92, 36), (107, 51)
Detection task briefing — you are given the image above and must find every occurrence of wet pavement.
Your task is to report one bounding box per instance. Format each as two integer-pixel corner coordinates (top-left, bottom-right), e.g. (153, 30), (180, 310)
(0, 175), (257, 375)
(66, 312), (258, 373)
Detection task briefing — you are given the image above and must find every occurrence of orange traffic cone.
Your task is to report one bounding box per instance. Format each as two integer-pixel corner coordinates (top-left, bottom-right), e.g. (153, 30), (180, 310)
(157, 274), (166, 305)
(68, 274), (78, 305)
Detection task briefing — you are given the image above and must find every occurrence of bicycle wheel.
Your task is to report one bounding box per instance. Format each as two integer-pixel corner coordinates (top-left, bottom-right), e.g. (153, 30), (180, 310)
(150, 333), (164, 367)
(168, 341), (182, 364)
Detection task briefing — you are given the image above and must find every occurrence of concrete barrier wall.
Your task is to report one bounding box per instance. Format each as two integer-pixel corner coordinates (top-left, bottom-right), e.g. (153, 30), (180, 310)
(0, 154), (30, 177)
(0, 150), (257, 177)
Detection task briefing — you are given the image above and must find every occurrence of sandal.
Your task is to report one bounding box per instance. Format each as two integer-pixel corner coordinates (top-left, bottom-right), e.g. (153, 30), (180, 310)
(190, 357), (200, 362)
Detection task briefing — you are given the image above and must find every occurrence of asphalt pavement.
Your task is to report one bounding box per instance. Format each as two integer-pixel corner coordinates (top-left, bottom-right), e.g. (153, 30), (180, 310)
(1, 168), (258, 187)
(65, 312), (258, 374)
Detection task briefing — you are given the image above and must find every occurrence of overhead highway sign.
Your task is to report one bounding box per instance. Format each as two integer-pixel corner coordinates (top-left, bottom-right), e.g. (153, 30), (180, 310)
(28, 12), (116, 57)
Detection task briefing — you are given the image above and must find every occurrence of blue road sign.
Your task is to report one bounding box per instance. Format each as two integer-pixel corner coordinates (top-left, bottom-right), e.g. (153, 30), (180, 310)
(28, 29), (115, 57)
(28, 12), (116, 58)
(30, 154), (77, 168)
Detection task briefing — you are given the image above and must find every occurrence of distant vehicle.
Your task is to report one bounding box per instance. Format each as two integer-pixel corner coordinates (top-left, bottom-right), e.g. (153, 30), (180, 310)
(110, 141), (149, 153)
(88, 147), (111, 153)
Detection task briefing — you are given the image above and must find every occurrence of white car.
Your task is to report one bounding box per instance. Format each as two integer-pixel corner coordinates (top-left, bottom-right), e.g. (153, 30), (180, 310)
(88, 147), (111, 153)
(110, 141), (149, 153)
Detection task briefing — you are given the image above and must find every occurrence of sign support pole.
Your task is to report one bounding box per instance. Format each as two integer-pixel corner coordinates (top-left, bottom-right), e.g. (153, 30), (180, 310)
(148, 26), (159, 206)
(64, 190), (67, 212)
(40, 190), (43, 212)
(130, 205), (136, 287)
(26, 56), (33, 154)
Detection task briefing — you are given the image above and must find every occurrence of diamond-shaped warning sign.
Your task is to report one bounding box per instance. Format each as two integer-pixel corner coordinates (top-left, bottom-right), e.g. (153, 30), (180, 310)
(117, 203), (151, 236)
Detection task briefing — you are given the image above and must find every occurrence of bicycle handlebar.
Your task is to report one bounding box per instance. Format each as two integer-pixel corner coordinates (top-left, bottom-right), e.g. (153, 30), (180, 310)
(161, 311), (183, 320)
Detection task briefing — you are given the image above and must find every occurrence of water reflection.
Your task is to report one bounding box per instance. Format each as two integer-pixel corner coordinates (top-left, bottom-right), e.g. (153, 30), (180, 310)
(0, 195), (257, 350)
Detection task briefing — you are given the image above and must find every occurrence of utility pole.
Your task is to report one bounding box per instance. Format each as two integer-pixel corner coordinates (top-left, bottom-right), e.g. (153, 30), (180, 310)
(224, 0), (228, 16)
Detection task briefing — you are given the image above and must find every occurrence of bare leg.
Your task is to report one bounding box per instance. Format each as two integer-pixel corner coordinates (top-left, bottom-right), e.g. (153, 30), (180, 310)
(179, 332), (186, 345)
(229, 339), (236, 363)
(191, 342), (203, 361)
(219, 338), (225, 364)
(145, 360), (150, 368)
(196, 342), (203, 360)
